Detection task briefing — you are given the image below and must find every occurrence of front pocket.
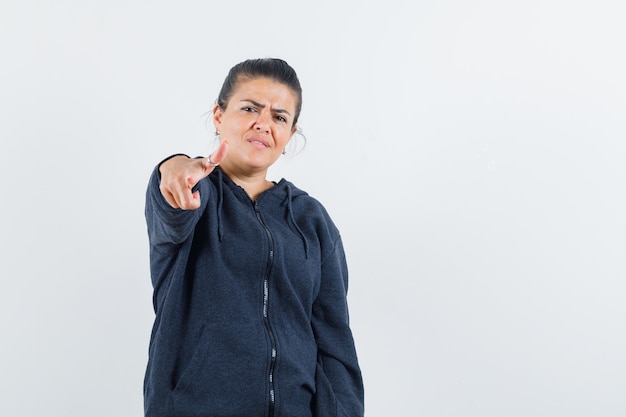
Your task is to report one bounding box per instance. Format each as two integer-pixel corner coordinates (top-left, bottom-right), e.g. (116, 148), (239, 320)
(171, 323), (269, 416)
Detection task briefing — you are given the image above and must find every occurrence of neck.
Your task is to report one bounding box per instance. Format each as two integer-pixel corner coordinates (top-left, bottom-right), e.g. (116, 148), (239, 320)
(220, 165), (273, 200)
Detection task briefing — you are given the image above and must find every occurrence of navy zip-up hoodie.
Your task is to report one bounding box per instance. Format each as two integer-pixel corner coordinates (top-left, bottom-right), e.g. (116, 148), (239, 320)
(144, 164), (364, 417)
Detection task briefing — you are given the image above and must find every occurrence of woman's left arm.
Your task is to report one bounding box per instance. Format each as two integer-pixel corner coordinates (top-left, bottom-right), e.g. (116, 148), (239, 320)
(312, 236), (365, 417)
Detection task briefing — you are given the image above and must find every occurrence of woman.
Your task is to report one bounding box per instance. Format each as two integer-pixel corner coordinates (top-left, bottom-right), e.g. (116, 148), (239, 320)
(144, 58), (364, 417)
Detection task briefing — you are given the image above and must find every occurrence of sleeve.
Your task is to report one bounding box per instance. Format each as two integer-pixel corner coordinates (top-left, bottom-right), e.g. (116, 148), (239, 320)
(311, 235), (365, 417)
(145, 157), (211, 306)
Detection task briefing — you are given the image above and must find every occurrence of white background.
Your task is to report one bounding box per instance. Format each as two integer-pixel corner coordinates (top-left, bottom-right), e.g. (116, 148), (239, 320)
(1, 1), (625, 416)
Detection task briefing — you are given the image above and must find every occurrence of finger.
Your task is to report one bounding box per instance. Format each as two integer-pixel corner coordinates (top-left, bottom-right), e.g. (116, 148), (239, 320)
(159, 186), (180, 209)
(173, 187), (201, 210)
(159, 155), (205, 210)
(185, 176), (202, 209)
(203, 140), (230, 171)
(176, 177), (201, 210)
(213, 139), (229, 163)
(171, 182), (189, 209)
(184, 158), (213, 189)
(162, 175), (193, 209)
(187, 190), (201, 210)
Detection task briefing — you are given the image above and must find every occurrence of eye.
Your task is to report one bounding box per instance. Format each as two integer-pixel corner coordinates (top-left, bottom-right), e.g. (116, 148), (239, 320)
(242, 106), (257, 113)
(274, 115), (288, 123)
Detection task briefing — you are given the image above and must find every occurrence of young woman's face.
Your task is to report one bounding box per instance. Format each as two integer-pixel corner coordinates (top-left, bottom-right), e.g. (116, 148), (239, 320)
(214, 77), (298, 173)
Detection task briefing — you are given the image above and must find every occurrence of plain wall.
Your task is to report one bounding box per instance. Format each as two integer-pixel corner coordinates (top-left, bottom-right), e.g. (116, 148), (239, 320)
(1, 1), (624, 416)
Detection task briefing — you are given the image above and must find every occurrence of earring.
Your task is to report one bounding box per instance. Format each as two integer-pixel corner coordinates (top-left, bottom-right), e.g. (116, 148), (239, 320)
(212, 131), (221, 152)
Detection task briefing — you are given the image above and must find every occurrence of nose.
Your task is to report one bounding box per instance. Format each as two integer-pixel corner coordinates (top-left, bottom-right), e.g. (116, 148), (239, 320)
(254, 109), (271, 133)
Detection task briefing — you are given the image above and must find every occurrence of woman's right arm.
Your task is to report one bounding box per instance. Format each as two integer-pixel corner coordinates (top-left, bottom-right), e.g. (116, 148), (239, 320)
(145, 142), (228, 246)
(145, 155), (204, 246)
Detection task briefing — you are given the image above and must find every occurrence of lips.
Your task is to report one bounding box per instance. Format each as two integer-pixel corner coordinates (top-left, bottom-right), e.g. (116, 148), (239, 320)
(247, 137), (270, 148)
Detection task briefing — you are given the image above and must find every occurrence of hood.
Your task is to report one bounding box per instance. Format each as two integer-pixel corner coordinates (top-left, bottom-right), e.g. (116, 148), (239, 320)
(209, 168), (310, 258)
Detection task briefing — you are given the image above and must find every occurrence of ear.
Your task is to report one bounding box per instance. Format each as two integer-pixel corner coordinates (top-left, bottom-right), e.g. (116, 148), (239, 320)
(213, 104), (223, 132)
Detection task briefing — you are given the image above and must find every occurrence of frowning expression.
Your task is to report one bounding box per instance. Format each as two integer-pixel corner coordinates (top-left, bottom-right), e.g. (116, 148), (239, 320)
(214, 77), (298, 173)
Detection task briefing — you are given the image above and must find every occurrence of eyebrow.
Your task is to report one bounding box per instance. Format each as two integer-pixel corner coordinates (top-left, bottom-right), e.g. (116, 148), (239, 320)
(241, 99), (292, 117)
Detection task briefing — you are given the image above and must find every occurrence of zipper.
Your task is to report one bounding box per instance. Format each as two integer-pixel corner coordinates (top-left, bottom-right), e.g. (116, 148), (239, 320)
(254, 200), (278, 417)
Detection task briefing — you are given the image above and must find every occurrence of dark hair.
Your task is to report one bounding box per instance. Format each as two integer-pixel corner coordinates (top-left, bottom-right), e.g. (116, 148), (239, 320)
(217, 58), (303, 126)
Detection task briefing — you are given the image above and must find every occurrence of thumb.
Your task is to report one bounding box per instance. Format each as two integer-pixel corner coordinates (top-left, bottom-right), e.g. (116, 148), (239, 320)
(199, 140), (229, 178)
(204, 140), (229, 169)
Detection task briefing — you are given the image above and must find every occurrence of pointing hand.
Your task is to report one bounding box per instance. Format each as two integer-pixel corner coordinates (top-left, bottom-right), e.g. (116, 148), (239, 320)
(159, 140), (229, 209)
